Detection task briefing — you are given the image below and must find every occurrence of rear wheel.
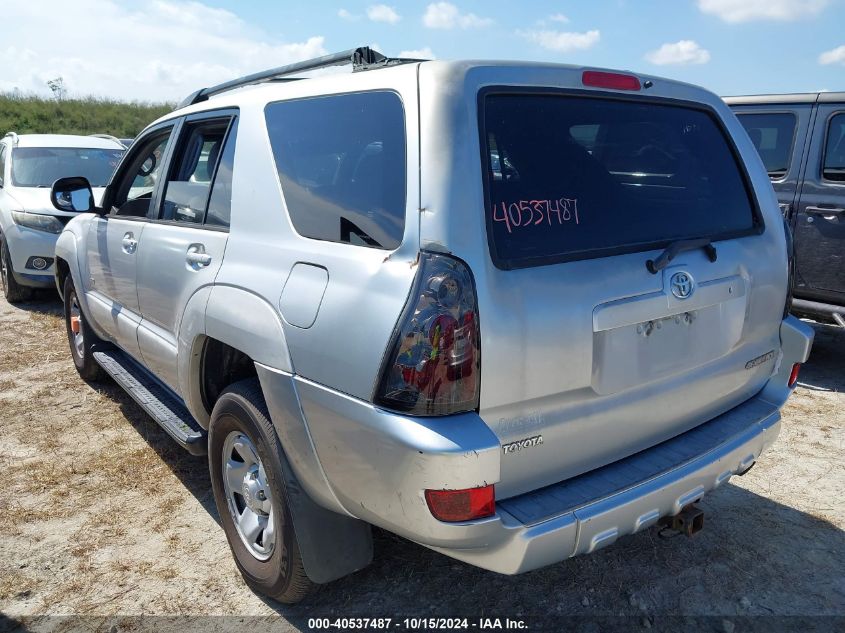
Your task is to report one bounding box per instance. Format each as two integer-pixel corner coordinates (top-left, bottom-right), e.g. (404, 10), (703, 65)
(208, 378), (316, 603)
(63, 277), (105, 381)
(0, 235), (34, 304)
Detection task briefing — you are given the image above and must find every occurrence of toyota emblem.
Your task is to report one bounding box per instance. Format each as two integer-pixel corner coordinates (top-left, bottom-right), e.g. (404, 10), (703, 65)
(670, 271), (695, 299)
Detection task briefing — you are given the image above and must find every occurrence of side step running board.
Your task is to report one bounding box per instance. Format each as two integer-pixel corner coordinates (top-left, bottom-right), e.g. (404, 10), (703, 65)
(93, 350), (207, 455)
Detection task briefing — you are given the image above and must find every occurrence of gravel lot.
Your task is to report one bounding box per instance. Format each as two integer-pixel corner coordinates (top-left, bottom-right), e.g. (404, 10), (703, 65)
(0, 289), (842, 632)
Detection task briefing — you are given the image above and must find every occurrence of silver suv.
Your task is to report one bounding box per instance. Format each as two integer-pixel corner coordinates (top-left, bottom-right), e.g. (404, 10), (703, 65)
(51, 48), (813, 603)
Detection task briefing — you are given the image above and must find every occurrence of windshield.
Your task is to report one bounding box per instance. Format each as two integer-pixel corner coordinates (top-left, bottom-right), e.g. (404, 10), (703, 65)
(481, 93), (758, 268)
(11, 147), (124, 188)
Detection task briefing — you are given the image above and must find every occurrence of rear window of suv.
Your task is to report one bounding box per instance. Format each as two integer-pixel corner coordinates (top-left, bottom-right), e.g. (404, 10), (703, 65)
(481, 92), (759, 269)
(265, 91), (406, 250)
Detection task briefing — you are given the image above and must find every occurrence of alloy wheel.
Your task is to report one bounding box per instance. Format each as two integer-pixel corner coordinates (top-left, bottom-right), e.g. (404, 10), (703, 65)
(221, 431), (276, 560)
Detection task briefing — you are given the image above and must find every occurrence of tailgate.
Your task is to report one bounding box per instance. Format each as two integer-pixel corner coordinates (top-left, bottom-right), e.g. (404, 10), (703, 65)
(466, 87), (785, 498)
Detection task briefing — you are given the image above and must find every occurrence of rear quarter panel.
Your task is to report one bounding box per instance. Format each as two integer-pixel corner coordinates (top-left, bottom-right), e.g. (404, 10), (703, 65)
(210, 66), (422, 401)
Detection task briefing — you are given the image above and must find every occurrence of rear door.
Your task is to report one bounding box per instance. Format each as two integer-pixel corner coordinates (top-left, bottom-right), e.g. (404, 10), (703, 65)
(731, 104), (813, 218)
(86, 125), (177, 359)
(135, 111), (237, 392)
(792, 103), (845, 300)
(471, 90), (784, 498)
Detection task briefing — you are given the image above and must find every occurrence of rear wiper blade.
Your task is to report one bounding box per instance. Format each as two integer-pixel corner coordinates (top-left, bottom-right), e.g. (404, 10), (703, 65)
(646, 238), (717, 274)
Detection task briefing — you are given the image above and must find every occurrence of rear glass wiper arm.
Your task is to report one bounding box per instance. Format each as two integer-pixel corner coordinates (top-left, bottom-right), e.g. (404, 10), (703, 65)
(646, 238), (717, 274)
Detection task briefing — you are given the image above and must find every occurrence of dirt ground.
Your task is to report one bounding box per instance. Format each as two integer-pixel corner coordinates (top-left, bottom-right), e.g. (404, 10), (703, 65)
(0, 289), (842, 631)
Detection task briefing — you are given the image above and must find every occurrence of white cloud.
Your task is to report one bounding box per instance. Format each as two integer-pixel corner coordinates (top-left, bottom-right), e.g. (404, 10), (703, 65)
(697, 0), (831, 23)
(549, 13), (570, 23)
(367, 4), (401, 24)
(398, 47), (436, 59)
(338, 8), (360, 21)
(645, 40), (711, 65)
(518, 29), (601, 53)
(0, 0), (327, 102)
(423, 2), (493, 29)
(819, 45), (845, 65)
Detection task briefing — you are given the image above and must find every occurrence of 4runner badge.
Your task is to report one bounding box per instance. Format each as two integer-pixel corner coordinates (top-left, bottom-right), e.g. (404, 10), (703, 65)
(745, 350), (775, 369)
(502, 435), (544, 454)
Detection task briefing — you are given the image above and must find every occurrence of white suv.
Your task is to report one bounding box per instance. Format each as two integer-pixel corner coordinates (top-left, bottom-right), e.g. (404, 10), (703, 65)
(0, 133), (124, 302)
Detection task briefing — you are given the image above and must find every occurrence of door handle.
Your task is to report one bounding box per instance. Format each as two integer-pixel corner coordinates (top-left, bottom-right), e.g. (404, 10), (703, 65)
(805, 206), (844, 216)
(186, 245), (212, 268)
(121, 233), (138, 254)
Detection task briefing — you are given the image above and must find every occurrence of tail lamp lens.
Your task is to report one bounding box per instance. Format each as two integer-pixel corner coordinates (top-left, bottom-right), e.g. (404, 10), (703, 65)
(788, 363), (801, 388)
(375, 252), (480, 416)
(425, 485), (495, 522)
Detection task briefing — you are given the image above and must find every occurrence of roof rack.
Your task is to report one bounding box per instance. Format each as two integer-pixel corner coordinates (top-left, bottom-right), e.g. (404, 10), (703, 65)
(178, 46), (424, 109)
(89, 133), (125, 146)
(3, 132), (19, 146)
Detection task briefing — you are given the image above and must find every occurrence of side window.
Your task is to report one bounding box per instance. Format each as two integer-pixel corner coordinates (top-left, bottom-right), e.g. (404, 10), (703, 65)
(736, 112), (797, 179)
(265, 91), (406, 250)
(822, 113), (845, 183)
(205, 120), (238, 228)
(160, 120), (228, 224)
(0, 144), (7, 187)
(111, 129), (173, 217)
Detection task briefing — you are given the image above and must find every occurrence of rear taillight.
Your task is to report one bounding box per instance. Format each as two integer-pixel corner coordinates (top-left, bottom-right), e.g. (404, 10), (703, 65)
(788, 363), (801, 388)
(582, 70), (641, 91)
(425, 485), (495, 522)
(374, 252), (480, 416)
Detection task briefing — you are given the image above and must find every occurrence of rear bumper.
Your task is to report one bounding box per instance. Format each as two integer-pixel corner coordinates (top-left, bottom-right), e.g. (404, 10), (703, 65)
(432, 398), (780, 574)
(289, 316), (812, 574)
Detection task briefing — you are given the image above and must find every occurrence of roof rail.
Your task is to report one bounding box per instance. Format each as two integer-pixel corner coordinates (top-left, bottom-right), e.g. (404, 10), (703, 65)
(178, 46), (423, 109)
(89, 133), (125, 146)
(3, 132), (19, 146)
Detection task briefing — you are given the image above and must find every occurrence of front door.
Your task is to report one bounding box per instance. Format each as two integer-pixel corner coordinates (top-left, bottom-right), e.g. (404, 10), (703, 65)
(136, 113), (238, 391)
(86, 126), (176, 359)
(793, 105), (845, 301)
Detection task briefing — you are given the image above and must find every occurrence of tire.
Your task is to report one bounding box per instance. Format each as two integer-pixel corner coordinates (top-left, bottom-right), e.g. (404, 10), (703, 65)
(208, 378), (316, 604)
(63, 277), (105, 381)
(0, 234), (34, 304)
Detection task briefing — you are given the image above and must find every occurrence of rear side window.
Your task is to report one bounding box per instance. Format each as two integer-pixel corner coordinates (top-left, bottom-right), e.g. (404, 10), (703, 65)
(161, 120), (229, 224)
(481, 93), (758, 269)
(265, 91), (406, 250)
(823, 113), (845, 182)
(0, 145), (6, 186)
(206, 121), (238, 228)
(736, 112), (797, 178)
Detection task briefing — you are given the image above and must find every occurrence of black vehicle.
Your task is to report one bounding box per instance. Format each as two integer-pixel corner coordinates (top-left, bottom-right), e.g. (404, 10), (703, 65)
(726, 92), (845, 326)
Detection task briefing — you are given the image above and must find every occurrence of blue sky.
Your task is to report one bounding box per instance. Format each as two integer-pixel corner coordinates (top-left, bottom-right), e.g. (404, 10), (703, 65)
(2, 0), (844, 101)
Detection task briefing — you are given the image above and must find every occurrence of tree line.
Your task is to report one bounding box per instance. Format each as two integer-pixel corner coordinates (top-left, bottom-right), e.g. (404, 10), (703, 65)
(0, 92), (174, 139)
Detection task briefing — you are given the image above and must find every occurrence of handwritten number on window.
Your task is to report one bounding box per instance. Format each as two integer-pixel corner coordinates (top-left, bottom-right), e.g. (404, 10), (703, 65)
(492, 198), (580, 234)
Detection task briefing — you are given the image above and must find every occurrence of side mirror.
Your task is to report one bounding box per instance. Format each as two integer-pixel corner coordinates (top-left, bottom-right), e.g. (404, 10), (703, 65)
(51, 177), (95, 213)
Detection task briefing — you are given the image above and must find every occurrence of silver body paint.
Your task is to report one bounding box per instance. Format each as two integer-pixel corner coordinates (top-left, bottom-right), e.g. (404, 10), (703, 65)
(55, 60), (813, 574)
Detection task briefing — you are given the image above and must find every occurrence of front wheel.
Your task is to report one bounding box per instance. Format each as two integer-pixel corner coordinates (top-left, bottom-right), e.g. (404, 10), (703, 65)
(63, 277), (105, 381)
(208, 378), (316, 603)
(0, 234), (34, 304)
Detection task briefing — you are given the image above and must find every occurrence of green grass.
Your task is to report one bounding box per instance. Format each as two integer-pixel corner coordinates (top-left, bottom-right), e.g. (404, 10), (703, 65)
(0, 94), (174, 139)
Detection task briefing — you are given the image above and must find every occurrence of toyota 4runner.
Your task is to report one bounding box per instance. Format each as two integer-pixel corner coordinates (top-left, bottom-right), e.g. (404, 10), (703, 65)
(50, 48), (813, 603)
